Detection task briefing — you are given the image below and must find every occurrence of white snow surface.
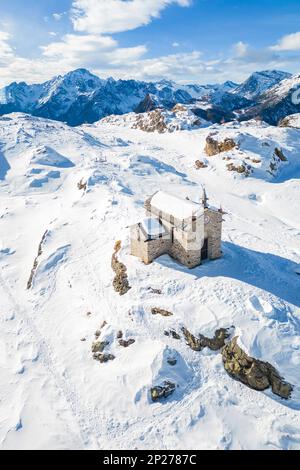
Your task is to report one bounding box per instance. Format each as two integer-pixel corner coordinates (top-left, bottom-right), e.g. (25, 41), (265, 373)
(0, 112), (300, 450)
(141, 218), (167, 237)
(151, 191), (203, 220)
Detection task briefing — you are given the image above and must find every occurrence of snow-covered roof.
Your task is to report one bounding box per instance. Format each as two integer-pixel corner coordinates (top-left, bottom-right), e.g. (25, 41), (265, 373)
(150, 191), (203, 220)
(141, 217), (167, 237)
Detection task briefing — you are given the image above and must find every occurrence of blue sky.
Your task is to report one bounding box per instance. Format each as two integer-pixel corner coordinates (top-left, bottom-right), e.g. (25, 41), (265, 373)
(0, 0), (299, 86)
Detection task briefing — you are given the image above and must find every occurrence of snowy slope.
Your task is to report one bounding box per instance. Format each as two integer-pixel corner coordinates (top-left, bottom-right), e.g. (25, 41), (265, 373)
(279, 113), (300, 129)
(1, 113), (300, 450)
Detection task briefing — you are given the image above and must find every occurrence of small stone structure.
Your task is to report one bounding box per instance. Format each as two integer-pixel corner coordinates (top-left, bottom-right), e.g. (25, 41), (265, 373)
(130, 189), (223, 269)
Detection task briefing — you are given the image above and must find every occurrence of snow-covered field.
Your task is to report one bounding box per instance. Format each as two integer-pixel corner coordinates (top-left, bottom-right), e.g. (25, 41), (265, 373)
(1, 112), (300, 450)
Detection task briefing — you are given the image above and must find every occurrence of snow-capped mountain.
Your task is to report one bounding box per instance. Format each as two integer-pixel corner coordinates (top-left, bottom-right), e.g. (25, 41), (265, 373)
(1, 112), (300, 449)
(233, 70), (291, 100)
(243, 73), (300, 125)
(0, 68), (293, 127)
(0, 69), (217, 126)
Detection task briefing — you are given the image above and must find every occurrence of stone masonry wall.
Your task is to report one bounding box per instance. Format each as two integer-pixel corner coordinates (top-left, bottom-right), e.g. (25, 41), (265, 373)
(130, 223), (171, 264)
(204, 208), (222, 260)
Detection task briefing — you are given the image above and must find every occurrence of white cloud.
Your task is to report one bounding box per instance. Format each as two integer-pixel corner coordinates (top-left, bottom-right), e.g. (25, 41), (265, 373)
(71, 0), (192, 34)
(0, 31), (15, 62)
(270, 31), (300, 51)
(233, 41), (249, 58)
(172, 42), (180, 47)
(42, 34), (117, 59)
(53, 13), (63, 21)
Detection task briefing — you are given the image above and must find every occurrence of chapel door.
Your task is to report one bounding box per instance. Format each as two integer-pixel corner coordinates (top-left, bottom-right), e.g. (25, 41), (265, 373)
(201, 238), (208, 260)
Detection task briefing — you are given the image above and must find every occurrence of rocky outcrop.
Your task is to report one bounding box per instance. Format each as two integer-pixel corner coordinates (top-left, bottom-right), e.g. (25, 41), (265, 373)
(164, 329), (181, 340)
(226, 162), (252, 176)
(94, 353), (115, 364)
(119, 338), (135, 348)
(135, 94), (158, 113)
(222, 337), (293, 399)
(182, 327), (231, 351)
(91, 340), (109, 354)
(279, 113), (300, 129)
(111, 241), (131, 296)
(195, 160), (208, 169)
(133, 109), (167, 133)
(27, 230), (48, 289)
(150, 381), (176, 401)
(151, 307), (173, 317)
(274, 147), (287, 161)
(205, 135), (237, 156)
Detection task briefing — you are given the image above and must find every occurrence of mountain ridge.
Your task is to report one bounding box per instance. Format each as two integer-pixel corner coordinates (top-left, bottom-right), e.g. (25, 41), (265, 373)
(0, 68), (293, 126)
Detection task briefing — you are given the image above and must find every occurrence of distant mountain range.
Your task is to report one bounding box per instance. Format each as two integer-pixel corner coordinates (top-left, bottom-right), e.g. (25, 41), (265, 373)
(0, 68), (299, 126)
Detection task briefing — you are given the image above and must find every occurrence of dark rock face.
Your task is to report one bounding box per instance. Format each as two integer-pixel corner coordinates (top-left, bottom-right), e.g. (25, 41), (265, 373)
(205, 135), (237, 156)
(150, 381), (176, 401)
(182, 327), (231, 352)
(192, 106), (235, 124)
(151, 308), (173, 317)
(135, 94), (158, 113)
(222, 337), (293, 399)
(274, 147), (287, 161)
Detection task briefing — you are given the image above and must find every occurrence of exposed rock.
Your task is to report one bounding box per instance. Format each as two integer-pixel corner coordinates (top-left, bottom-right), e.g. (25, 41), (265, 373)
(91, 340), (109, 353)
(148, 287), (162, 295)
(119, 338), (135, 348)
(133, 109), (167, 133)
(164, 329), (181, 340)
(77, 178), (87, 191)
(135, 94), (158, 113)
(195, 160), (208, 169)
(111, 241), (131, 296)
(222, 337), (293, 399)
(95, 330), (101, 338)
(150, 381), (176, 402)
(172, 103), (187, 113)
(27, 230), (48, 289)
(226, 162), (252, 176)
(274, 147), (287, 161)
(279, 113), (300, 129)
(151, 307), (173, 317)
(182, 327), (231, 351)
(205, 135), (237, 156)
(117, 330), (123, 339)
(80, 338), (86, 342)
(94, 353), (115, 364)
